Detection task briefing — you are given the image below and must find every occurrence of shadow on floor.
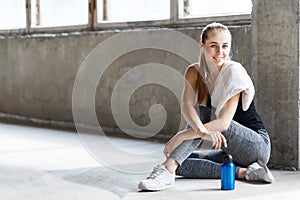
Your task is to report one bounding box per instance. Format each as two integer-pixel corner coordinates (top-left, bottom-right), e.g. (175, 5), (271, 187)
(48, 165), (149, 198)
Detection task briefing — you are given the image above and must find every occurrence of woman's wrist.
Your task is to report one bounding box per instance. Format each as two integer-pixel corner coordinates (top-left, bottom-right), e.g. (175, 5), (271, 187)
(196, 128), (207, 138)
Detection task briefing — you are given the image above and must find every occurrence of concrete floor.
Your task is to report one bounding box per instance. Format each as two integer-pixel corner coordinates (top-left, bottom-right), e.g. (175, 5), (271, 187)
(0, 122), (300, 200)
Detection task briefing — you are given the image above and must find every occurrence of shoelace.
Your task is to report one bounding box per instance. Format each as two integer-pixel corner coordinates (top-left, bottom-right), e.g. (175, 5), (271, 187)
(249, 166), (264, 180)
(148, 166), (165, 179)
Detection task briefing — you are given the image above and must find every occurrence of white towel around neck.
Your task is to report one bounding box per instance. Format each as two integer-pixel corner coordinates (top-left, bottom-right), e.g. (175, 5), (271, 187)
(210, 60), (255, 117)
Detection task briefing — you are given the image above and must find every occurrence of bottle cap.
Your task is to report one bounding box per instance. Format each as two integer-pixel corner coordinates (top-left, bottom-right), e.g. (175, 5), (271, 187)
(223, 154), (233, 164)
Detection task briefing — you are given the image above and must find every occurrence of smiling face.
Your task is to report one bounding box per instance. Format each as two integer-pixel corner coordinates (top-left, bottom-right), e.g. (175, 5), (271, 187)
(200, 26), (232, 69)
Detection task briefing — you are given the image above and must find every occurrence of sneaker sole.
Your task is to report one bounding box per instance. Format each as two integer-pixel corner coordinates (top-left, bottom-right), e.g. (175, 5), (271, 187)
(138, 182), (174, 191)
(257, 160), (275, 183)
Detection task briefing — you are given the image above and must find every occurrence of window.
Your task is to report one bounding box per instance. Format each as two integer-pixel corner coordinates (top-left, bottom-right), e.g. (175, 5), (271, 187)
(0, 0), (252, 33)
(0, 0), (26, 30)
(178, 0), (252, 18)
(31, 0), (89, 28)
(97, 0), (170, 22)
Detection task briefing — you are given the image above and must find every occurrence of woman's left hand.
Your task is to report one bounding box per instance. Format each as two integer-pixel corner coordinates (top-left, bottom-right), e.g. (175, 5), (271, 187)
(163, 134), (183, 158)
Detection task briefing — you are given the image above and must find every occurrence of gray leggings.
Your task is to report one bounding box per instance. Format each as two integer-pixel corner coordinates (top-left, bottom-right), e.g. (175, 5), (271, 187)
(170, 106), (271, 179)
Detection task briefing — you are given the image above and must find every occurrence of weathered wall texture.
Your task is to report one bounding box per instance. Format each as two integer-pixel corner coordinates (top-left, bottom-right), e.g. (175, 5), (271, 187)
(0, 26), (251, 139)
(252, 0), (299, 169)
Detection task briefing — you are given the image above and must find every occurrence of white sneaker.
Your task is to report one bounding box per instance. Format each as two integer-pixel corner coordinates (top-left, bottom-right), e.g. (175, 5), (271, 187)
(245, 160), (275, 183)
(138, 165), (175, 191)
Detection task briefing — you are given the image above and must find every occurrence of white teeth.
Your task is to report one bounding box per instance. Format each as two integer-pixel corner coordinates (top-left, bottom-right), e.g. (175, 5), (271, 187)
(215, 57), (223, 62)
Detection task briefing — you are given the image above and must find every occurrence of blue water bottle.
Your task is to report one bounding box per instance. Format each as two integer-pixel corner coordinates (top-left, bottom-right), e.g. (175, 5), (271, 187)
(221, 154), (235, 190)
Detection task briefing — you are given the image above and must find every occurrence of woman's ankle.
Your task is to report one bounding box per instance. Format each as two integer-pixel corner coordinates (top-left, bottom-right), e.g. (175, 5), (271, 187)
(238, 168), (246, 179)
(162, 158), (179, 174)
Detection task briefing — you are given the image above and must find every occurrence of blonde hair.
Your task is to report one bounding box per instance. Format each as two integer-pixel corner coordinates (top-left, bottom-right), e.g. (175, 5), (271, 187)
(197, 22), (231, 104)
(200, 22), (231, 44)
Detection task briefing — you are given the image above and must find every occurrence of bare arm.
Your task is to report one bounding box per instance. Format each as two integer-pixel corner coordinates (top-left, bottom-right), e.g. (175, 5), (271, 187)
(179, 92), (240, 140)
(182, 65), (240, 135)
(181, 66), (207, 134)
(164, 67), (240, 155)
(204, 93), (240, 132)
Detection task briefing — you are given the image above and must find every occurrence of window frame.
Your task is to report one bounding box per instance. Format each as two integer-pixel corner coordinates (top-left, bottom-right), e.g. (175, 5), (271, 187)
(0, 0), (251, 36)
(94, 0), (251, 30)
(28, 0), (91, 34)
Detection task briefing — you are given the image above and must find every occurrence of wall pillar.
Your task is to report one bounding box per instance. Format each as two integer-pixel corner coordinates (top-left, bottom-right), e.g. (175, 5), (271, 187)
(252, 0), (300, 169)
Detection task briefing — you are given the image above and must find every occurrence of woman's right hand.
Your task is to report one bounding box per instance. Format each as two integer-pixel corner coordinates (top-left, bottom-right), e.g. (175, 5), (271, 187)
(202, 130), (227, 150)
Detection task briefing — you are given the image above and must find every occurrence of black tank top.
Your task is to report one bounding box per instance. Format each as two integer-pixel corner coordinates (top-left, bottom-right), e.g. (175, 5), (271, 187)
(207, 93), (265, 132)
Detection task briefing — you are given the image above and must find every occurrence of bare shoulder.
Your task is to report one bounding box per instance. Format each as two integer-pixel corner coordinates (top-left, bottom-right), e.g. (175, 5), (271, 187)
(185, 63), (199, 78)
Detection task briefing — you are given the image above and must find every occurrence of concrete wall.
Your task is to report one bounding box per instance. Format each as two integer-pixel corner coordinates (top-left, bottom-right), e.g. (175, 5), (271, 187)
(0, 26), (251, 138)
(252, 0), (299, 170)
